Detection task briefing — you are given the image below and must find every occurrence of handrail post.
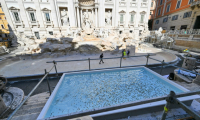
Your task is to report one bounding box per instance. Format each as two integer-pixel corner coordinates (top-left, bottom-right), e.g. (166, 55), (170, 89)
(45, 69), (51, 95)
(146, 54), (149, 67)
(120, 57), (122, 68)
(160, 60), (164, 74)
(161, 91), (176, 120)
(53, 60), (58, 77)
(88, 58), (91, 71)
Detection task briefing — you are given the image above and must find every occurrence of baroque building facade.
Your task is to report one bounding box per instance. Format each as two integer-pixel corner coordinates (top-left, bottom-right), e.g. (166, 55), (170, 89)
(1, 0), (151, 40)
(0, 3), (10, 42)
(152, 0), (200, 30)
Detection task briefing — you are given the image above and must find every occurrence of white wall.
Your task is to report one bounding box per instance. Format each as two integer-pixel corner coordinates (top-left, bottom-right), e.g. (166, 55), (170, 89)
(2, 0), (151, 37)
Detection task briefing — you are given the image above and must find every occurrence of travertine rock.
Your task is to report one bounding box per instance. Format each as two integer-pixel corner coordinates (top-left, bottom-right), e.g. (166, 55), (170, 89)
(0, 46), (10, 55)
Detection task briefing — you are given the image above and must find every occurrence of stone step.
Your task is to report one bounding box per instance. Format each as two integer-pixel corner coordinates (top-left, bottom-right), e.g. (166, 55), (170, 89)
(19, 102), (46, 111)
(15, 106), (43, 116)
(7, 112), (40, 120)
(25, 99), (48, 104)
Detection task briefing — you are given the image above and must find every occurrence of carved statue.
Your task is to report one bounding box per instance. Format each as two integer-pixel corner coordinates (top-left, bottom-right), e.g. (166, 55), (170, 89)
(66, 27), (72, 36)
(83, 10), (91, 29)
(61, 9), (69, 26)
(105, 10), (112, 26)
(85, 19), (91, 28)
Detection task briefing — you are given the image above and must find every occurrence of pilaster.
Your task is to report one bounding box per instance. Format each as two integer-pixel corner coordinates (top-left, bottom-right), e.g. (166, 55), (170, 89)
(50, 0), (60, 33)
(34, 0), (47, 35)
(68, 0), (76, 28)
(18, 0), (32, 36)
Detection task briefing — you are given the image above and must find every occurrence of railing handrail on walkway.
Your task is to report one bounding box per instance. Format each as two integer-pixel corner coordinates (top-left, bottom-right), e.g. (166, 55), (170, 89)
(7, 53), (200, 120)
(46, 54), (156, 63)
(45, 90), (200, 120)
(6, 54), (156, 120)
(7, 65), (55, 120)
(148, 57), (200, 76)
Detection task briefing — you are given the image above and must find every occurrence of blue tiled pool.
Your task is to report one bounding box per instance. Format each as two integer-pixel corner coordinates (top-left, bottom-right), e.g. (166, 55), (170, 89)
(38, 67), (188, 119)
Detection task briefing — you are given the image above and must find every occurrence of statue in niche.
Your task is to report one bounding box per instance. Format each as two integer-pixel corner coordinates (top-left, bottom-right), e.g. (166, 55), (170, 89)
(105, 10), (112, 26)
(61, 9), (69, 26)
(83, 10), (91, 29)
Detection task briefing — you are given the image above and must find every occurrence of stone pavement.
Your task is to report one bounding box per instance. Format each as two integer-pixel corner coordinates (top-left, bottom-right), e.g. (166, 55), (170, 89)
(0, 50), (176, 77)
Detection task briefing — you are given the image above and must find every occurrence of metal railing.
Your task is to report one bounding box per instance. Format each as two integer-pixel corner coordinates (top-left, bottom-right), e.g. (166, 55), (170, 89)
(6, 54), (156, 120)
(46, 54), (156, 72)
(6, 53), (200, 120)
(7, 65), (56, 120)
(45, 90), (200, 120)
(44, 56), (200, 120)
(167, 29), (200, 35)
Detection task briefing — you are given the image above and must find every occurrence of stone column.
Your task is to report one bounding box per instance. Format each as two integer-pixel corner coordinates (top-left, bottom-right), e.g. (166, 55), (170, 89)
(92, 8), (94, 26)
(50, 0), (60, 34)
(68, 0), (76, 28)
(34, 0), (46, 35)
(76, 7), (80, 28)
(80, 8), (83, 28)
(95, 8), (98, 27)
(18, 0), (32, 36)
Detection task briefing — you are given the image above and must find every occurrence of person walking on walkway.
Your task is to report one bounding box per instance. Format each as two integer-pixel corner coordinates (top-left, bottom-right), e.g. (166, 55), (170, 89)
(127, 50), (130, 58)
(99, 53), (104, 64)
(122, 49), (124, 57)
(123, 50), (126, 60)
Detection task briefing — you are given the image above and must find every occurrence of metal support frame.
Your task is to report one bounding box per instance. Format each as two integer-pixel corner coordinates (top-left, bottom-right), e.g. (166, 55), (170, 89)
(8, 53), (200, 120)
(120, 57), (122, 68)
(161, 91), (200, 120)
(7, 65), (55, 120)
(160, 60), (165, 74)
(53, 60), (58, 77)
(44, 90), (200, 120)
(45, 69), (51, 95)
(88, 58), (91, 71)
(146, 54), (149, 67)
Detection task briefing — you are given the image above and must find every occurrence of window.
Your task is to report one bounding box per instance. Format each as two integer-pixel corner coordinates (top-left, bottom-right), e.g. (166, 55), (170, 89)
(130, 30), (133, 33)
(120, 14), (123, 23)
(170, 26), (175, 30)
(13, 12), (20, 22)
(150, 12), (152, 15)
(0, 17), (1, 20)
(4, 17), (6, 20)
(130, 14), (134, 23)
(172, 15), (178, 21)
(155, 20), (159, 24)
(140, 14), (144, 23)
(119, 31), (122, 34)
(5, 34), (8, 37)
(29, 12), (36, 21)
(49, 31), (53, 35)
(1, 25), (5, 29)
(180, 25), (187, 30)
(151, 2), (153, 7)
(183, 11), (192, 18)
(45, 13), (50, 21)
(166, 4), (171, 13)
(189, 0), (194, 4)
(160, 0), (163, 5)
(176, 0), (181, 9)
(158, 9), (161, 16)
(163, 17), (168, 23)
(34, 32), (40, 39)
